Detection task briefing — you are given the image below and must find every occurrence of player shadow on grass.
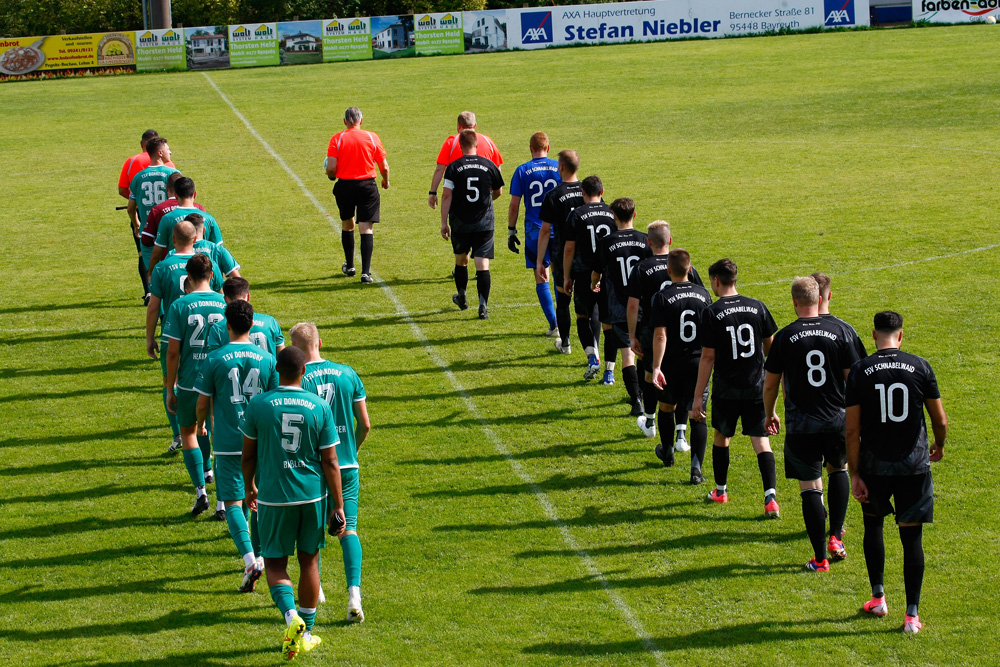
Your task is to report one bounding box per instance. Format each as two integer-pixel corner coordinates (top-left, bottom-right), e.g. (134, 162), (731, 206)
(61, 647), (274, 667)
(515, 528), (803, 559)
(0, 298), (131, 316)
(0, 537), (225, 570)
(0, 454), (174, 477)
(377, 405), (616, 431)
(4, 482), (183, 507)
(0, 569), (231, 604)
(434, 500), (702, 533)
(380, 380), (567, 403)
(0, 511), (227, 541)
(0, 327), (142, 347)
(0, 357), (149, 379)
(400, 435), (635, 466)
(0, 384), (160, 405)
(521, 615), (897, 657)
(1, 424), (161, 449)
(470, 562), (802, 596)
(413, 465), (664, 499)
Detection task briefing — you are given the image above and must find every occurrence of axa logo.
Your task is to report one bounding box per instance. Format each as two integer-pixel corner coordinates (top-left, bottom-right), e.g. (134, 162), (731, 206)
(824, 0), (856, 25)
(521, 11), (553, 43)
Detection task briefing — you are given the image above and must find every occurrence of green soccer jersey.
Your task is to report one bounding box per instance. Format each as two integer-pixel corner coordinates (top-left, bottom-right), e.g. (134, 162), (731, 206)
(205, 313), (284, 356)
(168, 240), (238, 277)
(155, 206), (223, 252)
(129, 165), (180, 226)
(301, 359), (366, 470)
(149, 252), (225, 335)
(162, 291), (227, 390)
(240, 385), (340, 506)
(194, 342), (278, 455)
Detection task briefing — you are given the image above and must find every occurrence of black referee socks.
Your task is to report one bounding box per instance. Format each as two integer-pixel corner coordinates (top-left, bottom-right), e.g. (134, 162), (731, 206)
(801, 489), (827, 562)
(476, 270), (491, 306)
(360, 233), (374, 276)
(555, 292), (572, 348)
(341, 230), (355, 269)
(454, 264), (469, 295)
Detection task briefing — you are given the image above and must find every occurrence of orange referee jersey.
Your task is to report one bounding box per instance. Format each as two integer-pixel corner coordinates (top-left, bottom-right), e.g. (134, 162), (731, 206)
(118, 152), (176, 188)
(436, 133), (503, 167)
(327, 127), (386, 180)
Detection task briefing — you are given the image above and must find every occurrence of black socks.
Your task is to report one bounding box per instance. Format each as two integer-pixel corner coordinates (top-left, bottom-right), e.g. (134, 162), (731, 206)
(576, 318), (594, 351)
(757, 451), (777, 500)
(360, 233), (374, 276)
(622, 365), (640, 404)
(900, 524), (924, 616)
(642, 379), (658, 416)
(801, 489), (827, 561)
(658, 410), (675, 450)
(712, 445), (730, 487)
(689, 420), (707, 471)
(589, 306), (601, 349)
(342, 230), (355, 268)
(476, 270), (491, 307)
(603, 335), (617, 369)
(863, 513), (886, 597)
(827, 469), (849, 538)
(139, 256), (150, 295)
(454, 264), (469, 295)
(555, 292), (572, 347)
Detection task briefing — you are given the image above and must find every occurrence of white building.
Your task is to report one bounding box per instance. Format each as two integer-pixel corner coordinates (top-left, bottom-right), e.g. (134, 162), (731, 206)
(189, 33), (226, 57)
(284, 32), (320, 52)
(469, 15), (505, 50)
(374, 23), (406, 51)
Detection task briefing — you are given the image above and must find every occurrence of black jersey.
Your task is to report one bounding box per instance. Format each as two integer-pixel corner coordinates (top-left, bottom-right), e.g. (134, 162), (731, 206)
(539, 181), (584, 254)
(627, 257), (703, 332)
(764, 317), (860, 433)
(846, 348), (940, 476)
(443, 156), (504, 233)
(821, 313), (868, 360)
(565, 202), (615, 275)
(700, 294), (778, 401)
(649, 281), (713, 368)
(596, 228), (651, 308)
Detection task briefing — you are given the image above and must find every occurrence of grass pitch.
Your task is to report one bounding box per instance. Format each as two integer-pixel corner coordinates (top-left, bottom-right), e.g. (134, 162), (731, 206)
(1, 24), (998, 666)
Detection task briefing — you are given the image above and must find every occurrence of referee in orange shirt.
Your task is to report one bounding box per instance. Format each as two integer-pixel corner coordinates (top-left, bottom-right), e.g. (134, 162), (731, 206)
(326, 107), (390, 284)
(427, 111), (503, 210)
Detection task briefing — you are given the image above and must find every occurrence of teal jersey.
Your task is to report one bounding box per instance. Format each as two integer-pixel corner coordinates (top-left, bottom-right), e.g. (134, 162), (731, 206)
(240, 386), (339, 506)
(301, 359), (366, 470)
(161, 291), (227, 390)
(149, 252), (225, 332)
(168, 239), (238, 277)
(205, 312), (284, 357)
(155, 206), (223, 252)
(194, 342), (278, 455)
(129, 165), (180, 226)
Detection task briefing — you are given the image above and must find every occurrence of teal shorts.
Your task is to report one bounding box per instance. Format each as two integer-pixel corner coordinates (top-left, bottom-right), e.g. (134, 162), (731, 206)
(341, 467), (359, 532)
(258, 501), (327, 558)
(176, 388), (200, 427)
(214, 455), (245, 502)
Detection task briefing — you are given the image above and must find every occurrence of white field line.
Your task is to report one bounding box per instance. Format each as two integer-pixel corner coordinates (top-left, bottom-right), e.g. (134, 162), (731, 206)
(202, 72), (667, 664)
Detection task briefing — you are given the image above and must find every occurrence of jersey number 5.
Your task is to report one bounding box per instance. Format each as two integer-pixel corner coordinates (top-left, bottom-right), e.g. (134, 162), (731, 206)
(281, 413), (304, 454)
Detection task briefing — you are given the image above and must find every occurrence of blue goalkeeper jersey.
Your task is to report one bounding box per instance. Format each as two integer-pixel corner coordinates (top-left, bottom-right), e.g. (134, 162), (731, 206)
(510, 157), (560, 233)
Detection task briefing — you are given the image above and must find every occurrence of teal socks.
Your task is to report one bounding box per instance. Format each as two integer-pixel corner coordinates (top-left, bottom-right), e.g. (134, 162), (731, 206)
(182, 448), (205, 488)
(298, 607), (316, 632)
(340, 533), (363, 588)
(269, 583), (295, 619)
(226, 504), (253, 557)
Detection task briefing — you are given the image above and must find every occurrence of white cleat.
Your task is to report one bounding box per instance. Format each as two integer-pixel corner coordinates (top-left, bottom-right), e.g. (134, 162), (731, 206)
(554, 339), (571, 355)
(903, 615), (923, 634)
(347, 586), (365, 623)
(674, 426), (690, 453)
(545, 327), (560, 338)
(637, 415), (656, 438)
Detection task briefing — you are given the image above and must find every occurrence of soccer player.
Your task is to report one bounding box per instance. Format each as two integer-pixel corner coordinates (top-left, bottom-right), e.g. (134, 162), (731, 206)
(690, 258), (781, 517)
(325, 107), (389, 284)
(128, 137), (178, 301)
(846, 311), (947, 634)
(146, 221), (225, 453)
(148, 177), (223, 274)
(628, 221), (703, 438)
(561, 175), (615, 379)
(162, 254), (227, 515)
(650, 249), (713, 482)
(811, 272), (868, 359)
(241, 346), (346, 659)
(292, 322), (371, 623)
(592, 198), (651, 415)
(205, 277), (284, 356)
(763, 277), (860, 571)
(440, 130), (504, 320)
(195, 300), (278, 591)
(118, 129), (176, 199)
(179, 213), (240, 280)
(507, 132), (560, 336)
(536, 150), (583, 354)
(140, 172), (206, 279)
(428, 110), (503, 210)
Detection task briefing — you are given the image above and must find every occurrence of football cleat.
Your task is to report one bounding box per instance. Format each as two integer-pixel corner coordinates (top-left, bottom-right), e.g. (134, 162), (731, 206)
(584, 355), (601, 380)
(554, 339), (571, 355)
(347, 586), (365, 623)
(637, 415), (656, 438)
(478, 304), (489, 320)
(764, 499), (781, 519)
(239, 561), (263, 593)
(167, 435), (182, 454)
(806, 558), (830, 572)
(191, 494), (210, 517)
(600, 370), (615, 385)
(690, 468), (705, 485)
(211, 508), (227, 522)
(629, 401), (643, 417)
(204, 471), (214, 485)
(452, 293), (468, 311)
(674, 428), (690, 453)
(300, 633), (322, 652)
(864, 596), (888, 617)
(341, 263), (356, 277)
(360, 273), (373, 284)
(545, 327), (560, 338)
(282, 614), (306, 661)
(655, 443), (675, 468)
(903, 615), (923, 634)
(143, 293), (151, 307)
(707, 488), (729, 503)
(827, 534), (847, 561)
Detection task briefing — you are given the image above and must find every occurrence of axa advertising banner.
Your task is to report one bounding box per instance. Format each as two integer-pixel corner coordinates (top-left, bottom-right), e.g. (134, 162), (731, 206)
(913, 0), (999, 22)
(509, 0), (868, 49)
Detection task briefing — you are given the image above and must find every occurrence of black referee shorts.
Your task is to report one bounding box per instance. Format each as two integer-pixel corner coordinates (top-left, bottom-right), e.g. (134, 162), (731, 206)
(451, 229), (494, 259)
(860, 472), (933, 524)
(784, 432), (847, 481)
(333, 178), (380, 223)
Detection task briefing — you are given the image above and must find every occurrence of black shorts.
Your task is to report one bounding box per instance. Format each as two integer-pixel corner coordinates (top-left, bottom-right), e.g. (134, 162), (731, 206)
(451, 229), (494, 259)
(604, 322), (630, 350)
(660, 360), (700, 411)
(573, 274), (599, 317)
(711, 398), (767, 438)
(333, 178), (380, 223)
(639, 328), (654, 372)
(784, 432), (847, 481)
(860, 473), (933, 524)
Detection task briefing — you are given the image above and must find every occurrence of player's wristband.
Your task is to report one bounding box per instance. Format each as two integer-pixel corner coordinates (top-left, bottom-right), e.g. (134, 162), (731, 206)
(429, 191), (437, 195)
(508, 227), (517, 236)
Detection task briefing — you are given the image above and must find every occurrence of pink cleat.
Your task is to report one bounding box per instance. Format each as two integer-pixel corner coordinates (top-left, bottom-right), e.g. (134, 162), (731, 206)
(806, 558), (830, 572)
(764, 499), (781, 518)
(864, 596), (888, 617)
(827, 535), (846, 560)
(903, 615), (923, 634)
(707, 489), (728, 504)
